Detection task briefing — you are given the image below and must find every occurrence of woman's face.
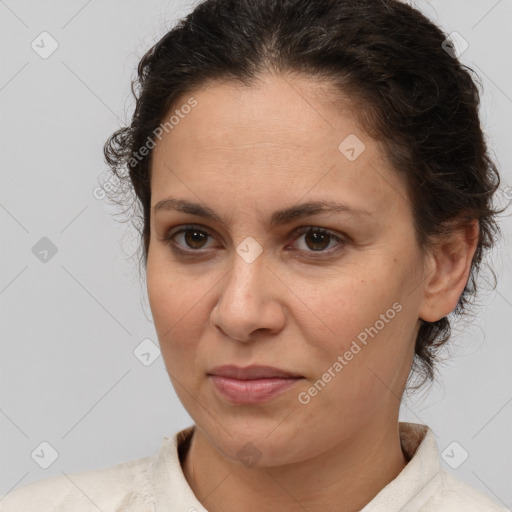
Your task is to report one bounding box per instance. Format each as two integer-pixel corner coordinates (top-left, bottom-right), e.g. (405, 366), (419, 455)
(147, 74), (429, 466)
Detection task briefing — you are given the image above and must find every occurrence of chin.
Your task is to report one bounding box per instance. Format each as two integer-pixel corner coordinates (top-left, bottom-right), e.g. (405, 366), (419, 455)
(197, 416), (318, 468)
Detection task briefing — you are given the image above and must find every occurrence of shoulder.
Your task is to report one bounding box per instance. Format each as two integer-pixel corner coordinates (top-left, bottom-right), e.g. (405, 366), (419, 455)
(0, 453), (156, 512)
(421, 469), (510, 512)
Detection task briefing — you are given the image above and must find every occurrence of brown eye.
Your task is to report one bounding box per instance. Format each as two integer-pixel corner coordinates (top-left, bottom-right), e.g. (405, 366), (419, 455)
(304, 230), (331, 251)
(182, 228), (209, 249)
(165, 225), (214, 252)
(291, 227), (346, 255)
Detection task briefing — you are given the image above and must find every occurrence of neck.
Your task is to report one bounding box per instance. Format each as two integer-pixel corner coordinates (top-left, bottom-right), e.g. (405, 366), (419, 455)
(182, 420), (408, 512)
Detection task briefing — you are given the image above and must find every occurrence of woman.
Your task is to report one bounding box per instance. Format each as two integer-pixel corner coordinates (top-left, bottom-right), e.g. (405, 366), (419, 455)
(1, 0), (508, 510)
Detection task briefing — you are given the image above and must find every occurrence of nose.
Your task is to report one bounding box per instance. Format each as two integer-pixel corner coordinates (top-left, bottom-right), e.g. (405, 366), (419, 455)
(210, 250), (286, 343)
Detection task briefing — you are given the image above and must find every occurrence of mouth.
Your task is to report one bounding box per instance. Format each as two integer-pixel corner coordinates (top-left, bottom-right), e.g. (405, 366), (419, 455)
(207, 365), (305, 404)
(208, 364), (303, 380)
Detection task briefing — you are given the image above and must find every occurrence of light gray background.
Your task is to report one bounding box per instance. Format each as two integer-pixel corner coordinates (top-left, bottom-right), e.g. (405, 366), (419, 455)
(1, 0), (511, 507)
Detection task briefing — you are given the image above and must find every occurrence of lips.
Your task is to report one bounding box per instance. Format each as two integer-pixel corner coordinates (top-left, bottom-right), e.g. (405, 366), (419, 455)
(207, 365), (304, 404)
(207, 364), (303, 380)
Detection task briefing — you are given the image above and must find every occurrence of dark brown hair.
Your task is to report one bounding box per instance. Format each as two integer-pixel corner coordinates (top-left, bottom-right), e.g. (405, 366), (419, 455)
(103, 0), (502, 393)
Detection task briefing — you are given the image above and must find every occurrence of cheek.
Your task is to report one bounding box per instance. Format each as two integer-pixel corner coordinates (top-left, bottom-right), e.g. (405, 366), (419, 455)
(146, 254), (218, 375)
(297, 263), (403, 350)
(295, 254), (419, 399)
(146, 255), (198, 344)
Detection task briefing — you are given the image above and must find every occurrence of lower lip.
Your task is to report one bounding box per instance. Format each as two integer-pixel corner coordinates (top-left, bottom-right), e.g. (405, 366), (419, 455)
(209, 375), (303, 404)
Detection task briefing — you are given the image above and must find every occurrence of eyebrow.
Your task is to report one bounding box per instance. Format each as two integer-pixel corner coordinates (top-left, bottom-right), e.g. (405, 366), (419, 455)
(153, 197), (373, 228)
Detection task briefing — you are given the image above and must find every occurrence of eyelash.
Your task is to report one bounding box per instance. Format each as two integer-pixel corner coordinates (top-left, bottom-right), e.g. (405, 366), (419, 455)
(163, 224), (347, 259)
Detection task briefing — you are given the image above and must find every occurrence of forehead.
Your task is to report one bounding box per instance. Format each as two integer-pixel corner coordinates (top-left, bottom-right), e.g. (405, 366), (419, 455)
(150, 74), (409, 221)
(156, 74), (363, 154)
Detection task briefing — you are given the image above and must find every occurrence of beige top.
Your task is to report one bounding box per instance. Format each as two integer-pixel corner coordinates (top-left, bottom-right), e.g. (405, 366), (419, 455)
(1, 422), (509, 511)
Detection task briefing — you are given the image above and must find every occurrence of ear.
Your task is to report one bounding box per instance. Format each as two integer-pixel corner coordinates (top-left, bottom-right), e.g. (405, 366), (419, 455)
(418, 219), (479, 323)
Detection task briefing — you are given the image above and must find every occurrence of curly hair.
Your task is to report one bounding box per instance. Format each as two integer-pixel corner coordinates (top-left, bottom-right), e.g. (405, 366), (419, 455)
(103, 0), (503, 393)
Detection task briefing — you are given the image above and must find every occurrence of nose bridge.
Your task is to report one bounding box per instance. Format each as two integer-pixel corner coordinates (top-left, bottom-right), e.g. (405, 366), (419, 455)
(224, 240), (267, 305)
(212, 239), (283, 340)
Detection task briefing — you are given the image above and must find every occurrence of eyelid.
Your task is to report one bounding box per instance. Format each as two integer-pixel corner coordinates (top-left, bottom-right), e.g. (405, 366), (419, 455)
(293, 225), (347, 242)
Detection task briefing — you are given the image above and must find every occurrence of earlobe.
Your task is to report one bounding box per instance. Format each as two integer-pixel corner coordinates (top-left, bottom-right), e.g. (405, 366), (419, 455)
(418, 220), (479, 323)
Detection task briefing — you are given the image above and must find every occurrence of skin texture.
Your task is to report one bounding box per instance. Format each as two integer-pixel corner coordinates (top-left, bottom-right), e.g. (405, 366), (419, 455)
(146, 73), (479, 512)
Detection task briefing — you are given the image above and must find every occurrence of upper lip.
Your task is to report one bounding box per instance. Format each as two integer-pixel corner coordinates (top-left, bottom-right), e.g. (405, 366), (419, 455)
(208, 365), (303, 380)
